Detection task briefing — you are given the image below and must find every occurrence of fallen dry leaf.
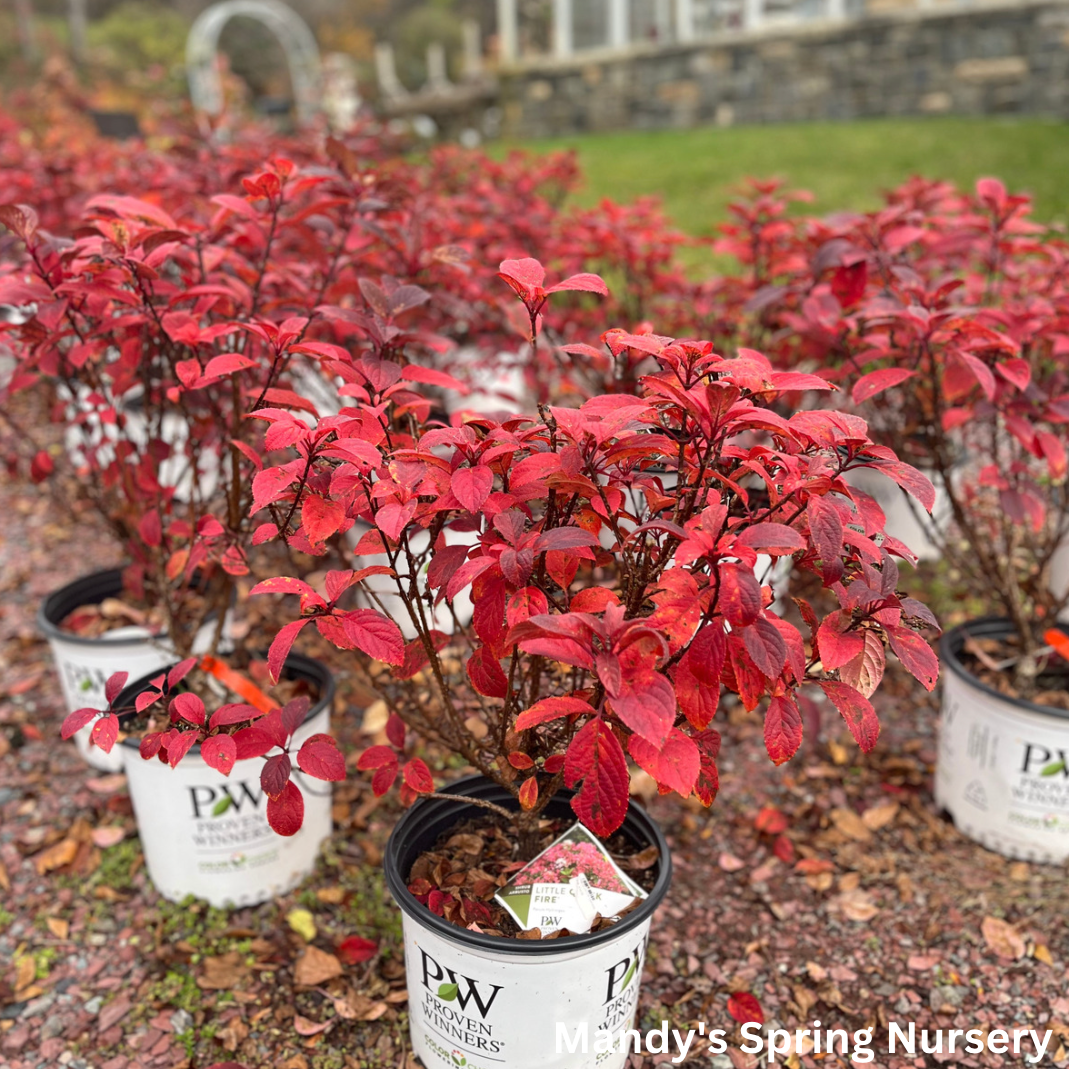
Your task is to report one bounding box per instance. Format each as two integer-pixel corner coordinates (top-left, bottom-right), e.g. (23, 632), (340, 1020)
(832, 888), (879, 922)
(319, 988), (389, 1021)
(830, 808), (872, 843)
(0, 859), (9, 892)
(34, 837), (78, 875)
(91, 826), (125, 849)
(861, 802), (899, 831)
(806, 962), (828, 982)
(718, 852), (746, 872)
(46, 917), (69, 940)
(287, 908), (317, 942)
(360, 700), (389, 735)
(199, 952), (250, 990)
(85, 774), (127, 794)
(217, 1016), (249, 1052)
(293, 1014), (332, 1037)
(981, 916), (1025, 960)
(1033, 944), (1054, 966)
(14, 955), (35, 995)
(896, 873), (916, 903)
(315, 886), (346, 905)
(294, 946), (343, 986)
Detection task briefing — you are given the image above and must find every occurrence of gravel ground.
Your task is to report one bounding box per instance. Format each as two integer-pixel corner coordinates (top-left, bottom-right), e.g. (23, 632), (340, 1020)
(2, 464), (1068, 1069)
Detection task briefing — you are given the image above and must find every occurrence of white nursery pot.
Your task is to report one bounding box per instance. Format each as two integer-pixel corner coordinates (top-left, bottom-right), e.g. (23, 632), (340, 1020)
(384, 777), (672, 1069)
(936, 618), (1069, 863)
(117, 654), (335, 907)
(39, 568), (232, 772)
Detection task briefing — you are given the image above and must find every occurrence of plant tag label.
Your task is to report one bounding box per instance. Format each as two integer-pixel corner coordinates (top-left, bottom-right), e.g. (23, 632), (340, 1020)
(494, 822), (647, 935)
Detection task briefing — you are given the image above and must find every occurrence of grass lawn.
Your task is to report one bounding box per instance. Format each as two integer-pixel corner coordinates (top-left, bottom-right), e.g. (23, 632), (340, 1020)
(501, 117), (1069, 238)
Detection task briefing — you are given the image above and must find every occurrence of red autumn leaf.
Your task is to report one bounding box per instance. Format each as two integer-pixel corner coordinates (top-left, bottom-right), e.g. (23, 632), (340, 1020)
(402, 757), (434, 794)
(885, 625), (939, 692)
(167, 658), (198, 689)
(508, 752), (534, 769)
(61, 708), (99, 740)
(138, 509), (162, 548)
(763, 692), (803, 766)
(609, 673), (676, 749)
(201, 734), (237, 776)
(341, 610), (404, 666)
(515, 695), (595, 731)
(773, 834), (796, 864)
(718, 562), (762, 627)
(727, 992), (764, 1025)
(819, 680), (880, 752)
(817, 612), (865, 670)
(164, 730), (198, 768)
(90, 712), (119, 752)
(29, 450), (53, 483)
(385, 713), (406, 749)
(267, 780), (305, 836)
(795, 858), (835, 875)
(209, 703), (262, 729)
(808, 495), (844, 586)
(336, 936), (378, 965)
(851, 367), (916, 404)
(735, 522), (805, 554)
(518, 776), (539, 810)
(754, 806), (789, 835)
(356, 745), (396, 770)
(104, 671), (129, 705)
(564, 718), (629, 836)
(375, 499), (417, 542)
(371, 764), (397, 797)
(627, 728), (700, 798)
(297, 734), (346, 781)
(261, 753), (292, 798)
(172, 692), (206, 726)
(267, 619), (309, 683)
(302, 495), (347, 546)
(545, 271), (609, 296)
(452, 466), (494, 512)
(467, 646), (509, 699)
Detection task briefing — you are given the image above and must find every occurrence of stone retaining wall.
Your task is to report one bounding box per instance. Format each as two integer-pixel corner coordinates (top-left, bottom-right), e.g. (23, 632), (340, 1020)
(498, 0), (1069, 136)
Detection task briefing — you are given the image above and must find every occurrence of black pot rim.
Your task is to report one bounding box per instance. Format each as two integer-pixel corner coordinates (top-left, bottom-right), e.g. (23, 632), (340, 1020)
(38, 566), (230, 649)
(39, 567), (161, 648)
(940, 616), (1069, 722)
(383, 774), (673, 956)
(113, 652), (336, 752)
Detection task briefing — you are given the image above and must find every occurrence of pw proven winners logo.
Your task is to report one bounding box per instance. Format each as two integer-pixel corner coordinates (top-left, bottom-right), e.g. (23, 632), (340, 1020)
(417, 938), (646, 1068)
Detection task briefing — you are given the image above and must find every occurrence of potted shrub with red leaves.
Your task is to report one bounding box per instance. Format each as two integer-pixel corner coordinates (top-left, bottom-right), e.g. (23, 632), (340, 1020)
(60, 651), (339, 907)
(245, 257), (937, 1068)
(711, 178), (1069, 861)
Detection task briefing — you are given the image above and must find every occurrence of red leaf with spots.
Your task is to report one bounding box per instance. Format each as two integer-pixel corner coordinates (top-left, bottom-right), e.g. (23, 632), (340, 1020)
(564, 718), (629, 836)
(202, 734), (237, 776)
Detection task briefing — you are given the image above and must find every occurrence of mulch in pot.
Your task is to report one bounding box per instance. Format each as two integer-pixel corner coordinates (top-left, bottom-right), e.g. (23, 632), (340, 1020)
(406, 810), (658, 940)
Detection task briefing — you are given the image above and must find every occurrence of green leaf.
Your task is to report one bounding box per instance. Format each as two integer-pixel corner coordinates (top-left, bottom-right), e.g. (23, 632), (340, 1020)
(80, 678), (93, 691)
(437, 982), (458, 1001)
(621, 958), (637, 991)
(1040, 760), (1066, 777)
(212, 795), (233, 816)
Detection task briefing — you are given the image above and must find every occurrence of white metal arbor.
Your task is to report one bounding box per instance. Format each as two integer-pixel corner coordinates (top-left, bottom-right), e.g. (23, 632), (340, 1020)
(186, 0), (322, 125)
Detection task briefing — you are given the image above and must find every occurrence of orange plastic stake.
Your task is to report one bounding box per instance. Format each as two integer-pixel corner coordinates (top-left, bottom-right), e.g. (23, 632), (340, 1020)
(1044, 628), (1069, 664)
(199, 655), (277, 713)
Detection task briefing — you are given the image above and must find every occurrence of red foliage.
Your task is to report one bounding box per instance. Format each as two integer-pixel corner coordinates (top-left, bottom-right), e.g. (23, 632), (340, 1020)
(699, 176), (1069, 683)
(250, 257), (936, 836)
